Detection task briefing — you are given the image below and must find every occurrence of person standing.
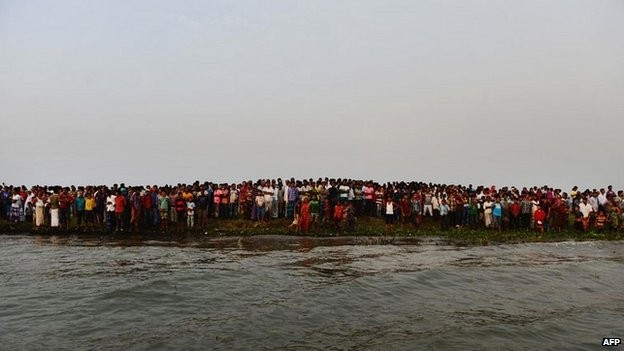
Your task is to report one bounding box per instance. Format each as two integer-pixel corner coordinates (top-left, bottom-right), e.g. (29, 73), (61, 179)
(597, 188), (608, 213)
(34, 191), (46, 228)
(94, 188), (106, 228)
(271, 180), (279, 219)
(579, 197), (593, 232)
(105, 190), (116, 232)
(277, 180), (285, 218)
(262, 181), (274, 220)
(333, 201), (344, 232)
(310, 195), (320, 225)
(230, 184), (240, 219)
(141, 189), (152, 228)
(300, 197), (311, 233)
(375, 186), (384, 217)
(196, 186), (208, 227)
(364, 182), (375, 216)
(213, 184), (221, 219)
(384, 196), (398, 233)
(219, 184), (229, 219)
(84, 192), (95, 231)
(58, 188), (73, 230)
(175, 193), (187, 232)
(158, 190), (170, 232)
(114, 191), (126, 232)
(49, 189), (60, 228)
(287, 182), (299, 219)
(10, 189), (22, 223)
(432, 192), (440, 219)
(467, 197), (478, 230)
(399, 195), (411, 229)
(492, 198), (503, 231)
(74, 191), (86, 229)
(129, 188), (141, 232)
(520, 195), (533, 230)
(255, 187), (266, 224)
(534, 206), (546, 233)
(510, 198), (522, 230)
(186, 198), (196, 229)
(439, 199), (450, 231)
(483, 197), (493, 229)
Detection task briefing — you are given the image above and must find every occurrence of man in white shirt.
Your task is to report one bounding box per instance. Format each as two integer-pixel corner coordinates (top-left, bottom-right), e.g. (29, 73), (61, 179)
(431, 194), (440, 218)
(579, 197), (593, 232)
(588, 192), (599, 213)
(339, 181), (350, 203)
(579, 198), (593, 218)
(300, 181), (312, 201)
(262, 181), (274, 220)
(597, 188), (609, 211)
(106, 191), (116, 232)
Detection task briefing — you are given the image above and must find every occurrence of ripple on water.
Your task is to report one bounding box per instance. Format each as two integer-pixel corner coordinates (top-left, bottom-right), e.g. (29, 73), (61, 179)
(0, 236), (623, 350)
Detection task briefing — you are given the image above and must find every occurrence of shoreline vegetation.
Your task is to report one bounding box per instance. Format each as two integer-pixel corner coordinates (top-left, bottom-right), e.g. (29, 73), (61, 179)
(2, 217), (622, 247)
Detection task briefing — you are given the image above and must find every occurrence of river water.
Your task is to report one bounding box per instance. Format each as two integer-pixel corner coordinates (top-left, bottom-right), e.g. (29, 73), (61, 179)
(1, 234), (623, 351)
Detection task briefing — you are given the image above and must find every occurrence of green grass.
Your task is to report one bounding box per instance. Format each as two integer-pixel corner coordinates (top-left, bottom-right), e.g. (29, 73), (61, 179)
(2, 215), (622, 245)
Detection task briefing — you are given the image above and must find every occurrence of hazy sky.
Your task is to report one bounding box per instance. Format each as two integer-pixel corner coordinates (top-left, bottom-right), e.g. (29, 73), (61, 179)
(1, 0), (623, 190)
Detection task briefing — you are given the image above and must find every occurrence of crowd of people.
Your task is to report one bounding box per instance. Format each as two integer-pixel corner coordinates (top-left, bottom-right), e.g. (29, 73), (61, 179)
(1, 179), (623, 234)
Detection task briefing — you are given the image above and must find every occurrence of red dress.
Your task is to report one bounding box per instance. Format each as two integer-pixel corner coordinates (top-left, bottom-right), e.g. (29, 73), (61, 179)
(534, 209), (546, 227)
(300, 202), (311, 232)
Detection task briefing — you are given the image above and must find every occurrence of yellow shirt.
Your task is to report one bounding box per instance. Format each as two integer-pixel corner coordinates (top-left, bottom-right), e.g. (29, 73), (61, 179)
(85, 198), (96, 211)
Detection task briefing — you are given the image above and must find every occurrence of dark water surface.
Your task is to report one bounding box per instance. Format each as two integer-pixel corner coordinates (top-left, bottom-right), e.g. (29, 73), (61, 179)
(1, 234), (623, 350)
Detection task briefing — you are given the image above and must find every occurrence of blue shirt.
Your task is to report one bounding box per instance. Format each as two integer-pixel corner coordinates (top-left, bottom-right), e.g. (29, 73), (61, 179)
(493, 203), (502, 217)
(74, 197), (86, 211)
(288, 187), (299, 202)
(440, 204), (449, 216)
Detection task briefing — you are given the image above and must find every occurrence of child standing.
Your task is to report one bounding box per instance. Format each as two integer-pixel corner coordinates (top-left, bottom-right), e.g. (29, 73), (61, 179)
(310, 196), (320, 225)
(158, 191), (169, 232)
(186, 199), (196, 229)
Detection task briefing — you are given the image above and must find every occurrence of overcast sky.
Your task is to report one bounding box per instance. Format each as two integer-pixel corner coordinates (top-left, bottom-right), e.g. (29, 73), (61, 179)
(1, 0), (623, 190)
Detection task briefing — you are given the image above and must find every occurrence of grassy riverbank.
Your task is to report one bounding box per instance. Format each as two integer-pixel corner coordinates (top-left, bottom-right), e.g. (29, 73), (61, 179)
(1, 217), (622, 245)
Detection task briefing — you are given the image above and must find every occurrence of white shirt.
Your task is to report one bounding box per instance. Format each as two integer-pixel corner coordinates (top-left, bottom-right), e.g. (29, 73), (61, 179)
(483, 201), (493, 211)
(229, 189), (239, 203)
(386, 202), (394, 215)
(106, 195), (116, 212)
(431, 196), (439, 210)
(579, 203), (593, 218)
(187, 201), (196, 214)
(262, 186), (274, 202)
(11, 194), (22, 208)
(588, 197), (599, 212)
(598, 193), (608, 206)
(25, 193), (35, 207)
(301, 185), (312, 198)
(339, 185), (350, 199)
(531, 200), (539, 213)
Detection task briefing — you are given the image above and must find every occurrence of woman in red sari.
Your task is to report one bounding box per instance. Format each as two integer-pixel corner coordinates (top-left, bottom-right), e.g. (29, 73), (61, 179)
(300, 197), (311, 233)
